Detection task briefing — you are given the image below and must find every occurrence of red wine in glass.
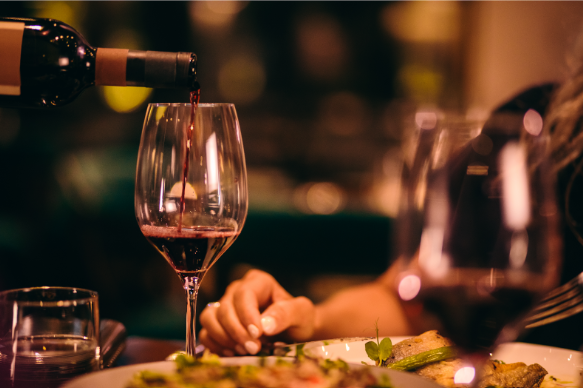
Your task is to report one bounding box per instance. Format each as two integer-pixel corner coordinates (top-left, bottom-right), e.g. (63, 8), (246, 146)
(396, 110), (560, 386)
(141, 225), (239, 283)
(415, 281), (537, 353)
(135, 100), (247, 357)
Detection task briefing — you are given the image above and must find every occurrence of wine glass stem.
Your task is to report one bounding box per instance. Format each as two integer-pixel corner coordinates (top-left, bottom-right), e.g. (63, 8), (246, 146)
(183, 276), (200, 357)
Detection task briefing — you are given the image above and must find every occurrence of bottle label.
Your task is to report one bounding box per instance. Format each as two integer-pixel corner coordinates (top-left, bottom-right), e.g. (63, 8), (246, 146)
(0, 21), (24, 96)
(95, 48), (128, 86)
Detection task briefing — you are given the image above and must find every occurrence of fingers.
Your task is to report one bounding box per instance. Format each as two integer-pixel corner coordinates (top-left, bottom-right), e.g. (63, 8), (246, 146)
(199, 302), (239, 349)
(199, 328), (236, 357)
(232, 288), (263, 339)
(199, 269), (316, 355)
(200, 285), (262, 355)
(200, 270), (273, 355)
(231, 271), (293, 339)
(260, 296), (315, 341)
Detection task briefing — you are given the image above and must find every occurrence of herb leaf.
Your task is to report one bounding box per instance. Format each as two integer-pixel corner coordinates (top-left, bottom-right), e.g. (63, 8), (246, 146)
(365, 341), (379, 362)
(378, 337), (393, 363)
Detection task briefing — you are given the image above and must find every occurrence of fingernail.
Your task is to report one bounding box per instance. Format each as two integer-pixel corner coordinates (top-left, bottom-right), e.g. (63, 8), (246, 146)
(223, 349), (235, 357)
(235, 344), (246, 355)
(244, 341), (260, 355)
(247, 324), (260, 339)
(261, 316), (276, 335)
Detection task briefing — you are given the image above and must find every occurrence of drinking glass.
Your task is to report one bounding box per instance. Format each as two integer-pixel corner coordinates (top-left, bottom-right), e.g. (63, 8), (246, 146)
(395, 110), (561, 385)
(0, 287), (100, 388)
(135, 103), (248, 356)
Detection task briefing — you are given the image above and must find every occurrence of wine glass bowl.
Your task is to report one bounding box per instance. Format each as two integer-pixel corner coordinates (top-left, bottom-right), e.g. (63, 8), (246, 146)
(135, 103), (247, 356)
(396, 109), (561, 385)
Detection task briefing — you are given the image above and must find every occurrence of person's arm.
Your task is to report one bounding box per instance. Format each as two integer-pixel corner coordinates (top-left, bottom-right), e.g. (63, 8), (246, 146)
(311, 266), (413, 340)
(199, 264), (414, 356)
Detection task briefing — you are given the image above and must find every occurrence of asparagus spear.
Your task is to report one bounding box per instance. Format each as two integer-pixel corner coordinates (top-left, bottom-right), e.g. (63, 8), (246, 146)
(385, 346), (457, 371)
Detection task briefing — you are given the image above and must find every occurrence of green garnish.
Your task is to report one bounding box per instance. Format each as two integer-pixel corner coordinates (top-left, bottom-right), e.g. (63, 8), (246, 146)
(133, 370), (168, 385)
(385, 346), (456, 371)
(174, 350), (221, 371)
(365, 319), (392, 366)
(321, 358), (349, 371)
(296, 343), (305, 358)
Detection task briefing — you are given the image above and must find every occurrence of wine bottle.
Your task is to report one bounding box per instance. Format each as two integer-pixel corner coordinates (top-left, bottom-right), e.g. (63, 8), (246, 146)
(0, 17), (198, 108)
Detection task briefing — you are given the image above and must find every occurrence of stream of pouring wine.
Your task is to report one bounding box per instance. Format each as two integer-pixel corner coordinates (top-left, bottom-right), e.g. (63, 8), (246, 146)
(178, 88), (201, 233)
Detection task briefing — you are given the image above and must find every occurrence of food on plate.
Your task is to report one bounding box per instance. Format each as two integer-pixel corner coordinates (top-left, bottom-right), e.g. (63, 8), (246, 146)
(126, 351), (394, 388)
(385, 330), (454, 365)
(373, 330), (548, 388)
(480, 360), (548, 388)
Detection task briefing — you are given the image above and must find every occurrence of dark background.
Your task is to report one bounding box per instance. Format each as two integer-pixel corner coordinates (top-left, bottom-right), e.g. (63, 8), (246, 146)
(4, 1), (568, 342)
(0, 1), (426, 339)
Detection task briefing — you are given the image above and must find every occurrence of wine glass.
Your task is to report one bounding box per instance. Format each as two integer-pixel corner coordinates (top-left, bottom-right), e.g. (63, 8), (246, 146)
(135, 103), (248, 356)
(395, 109), (561, 385)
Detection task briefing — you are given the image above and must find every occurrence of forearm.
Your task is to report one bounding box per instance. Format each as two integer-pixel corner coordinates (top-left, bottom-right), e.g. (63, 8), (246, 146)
(311, 276), (414, 340)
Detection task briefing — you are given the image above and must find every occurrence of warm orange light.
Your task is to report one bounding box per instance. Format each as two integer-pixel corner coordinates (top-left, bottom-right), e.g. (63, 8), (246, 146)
(381, 2), (461, 43)
(189, 1), (248, 29)
(295, 15), (347, 81)
(415, 110), (437, 130)
(294, 182), (345, 215)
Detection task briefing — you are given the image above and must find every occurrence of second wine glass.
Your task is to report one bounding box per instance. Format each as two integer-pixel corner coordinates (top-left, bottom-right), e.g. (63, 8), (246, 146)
(396, 110), (561, 385)
(135, 103), (248, 356)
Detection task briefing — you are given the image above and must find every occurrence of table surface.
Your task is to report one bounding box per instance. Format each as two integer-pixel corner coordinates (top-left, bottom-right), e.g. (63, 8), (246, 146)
(115, 336), (185, 366)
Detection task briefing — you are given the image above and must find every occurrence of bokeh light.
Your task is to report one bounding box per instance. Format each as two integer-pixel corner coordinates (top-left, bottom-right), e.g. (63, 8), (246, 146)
(218, 55), (266, 105)
(295, 14), (347, 81)
(454, 366), (476, 384)
(523, 108), (543, 136)
(101, 86), (153, 113)
(294, 182), (345, 215)
(189, 1), (248, 30)
(415, 110), (438, 130)
(398, 64), (444, 104)
(398, 274), (421, 301)
(102, 28), (144, 51)
(27, 1), (86, 27)
(381, 1), (461, 43)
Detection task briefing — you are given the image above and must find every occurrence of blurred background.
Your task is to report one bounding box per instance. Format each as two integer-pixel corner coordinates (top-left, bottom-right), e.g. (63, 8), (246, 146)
(0, 1), (582, 340)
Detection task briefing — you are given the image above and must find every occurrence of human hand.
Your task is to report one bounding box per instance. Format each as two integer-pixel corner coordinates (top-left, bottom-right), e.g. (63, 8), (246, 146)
(199, 269), (316, 356)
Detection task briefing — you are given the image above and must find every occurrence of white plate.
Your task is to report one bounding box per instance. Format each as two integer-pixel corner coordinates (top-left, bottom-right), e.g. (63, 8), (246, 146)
(298, 336), (411, 364)
(62, 355), (441, 388)
(492, 342), (581, 387)
(298, 337), (582, 387)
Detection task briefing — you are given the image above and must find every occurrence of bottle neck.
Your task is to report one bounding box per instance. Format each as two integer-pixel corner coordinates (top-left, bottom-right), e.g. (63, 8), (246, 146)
(95, 48), (197, 89)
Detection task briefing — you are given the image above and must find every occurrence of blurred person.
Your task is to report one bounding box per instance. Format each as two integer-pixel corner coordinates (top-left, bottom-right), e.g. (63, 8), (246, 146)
(199, 57), (583, 356)
(199, 263), (412, 356)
